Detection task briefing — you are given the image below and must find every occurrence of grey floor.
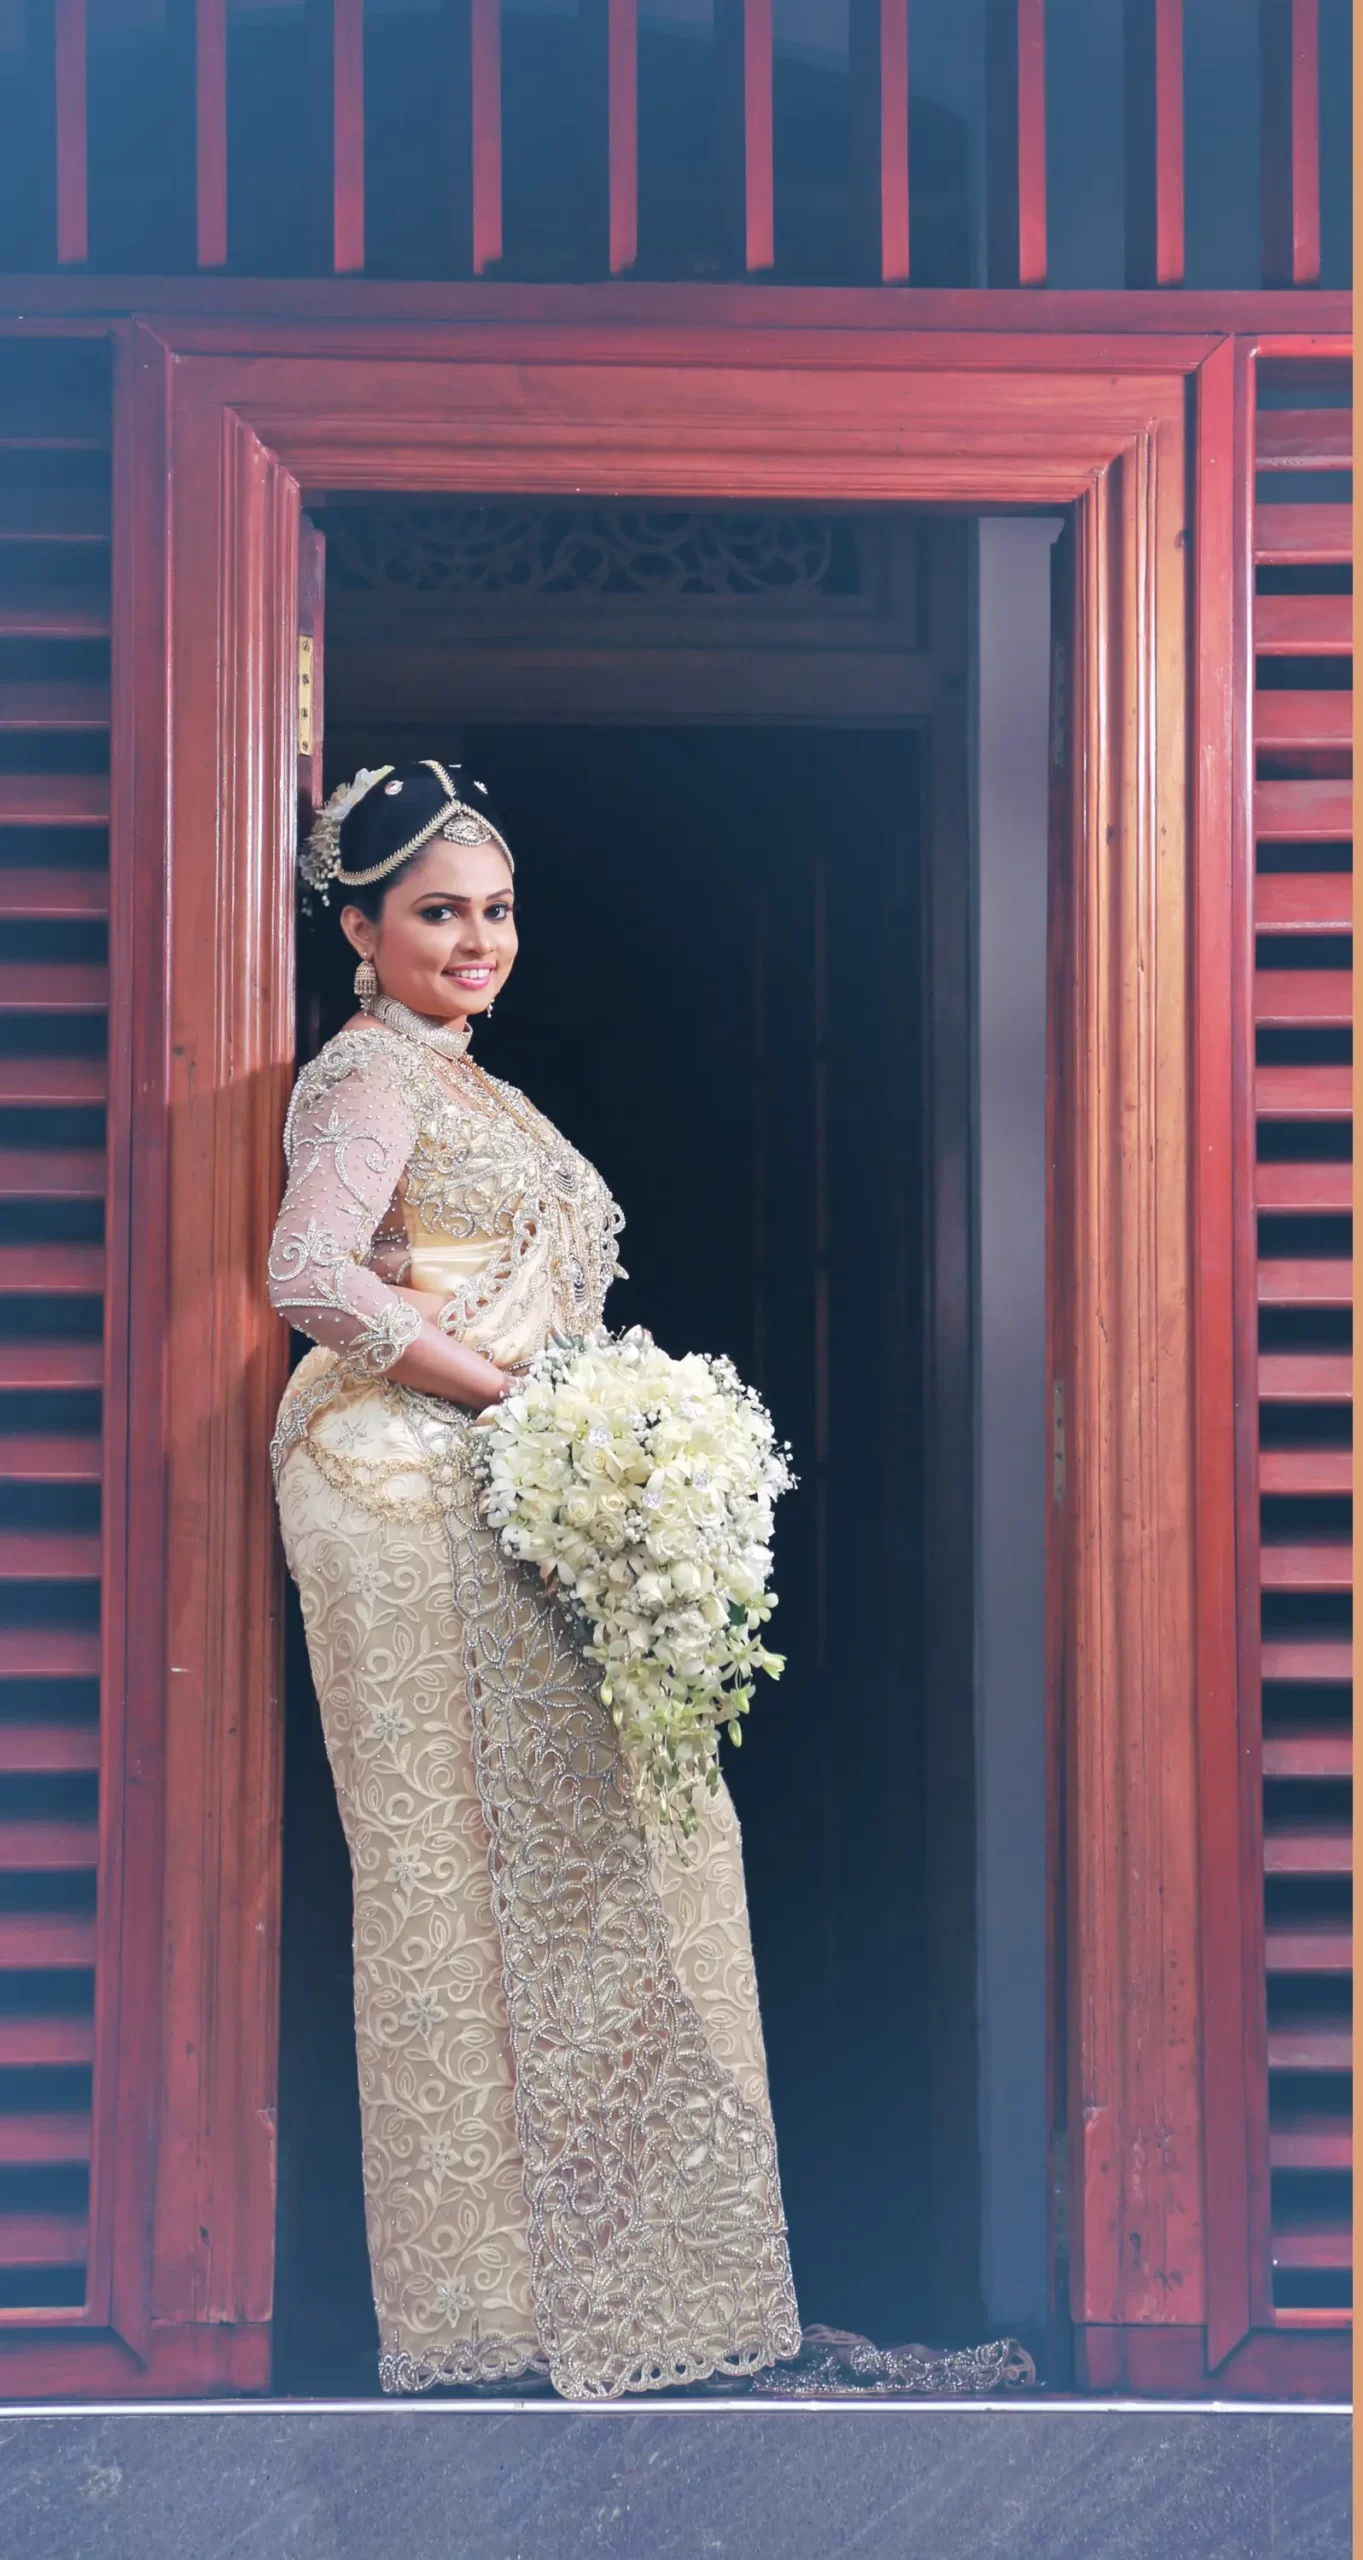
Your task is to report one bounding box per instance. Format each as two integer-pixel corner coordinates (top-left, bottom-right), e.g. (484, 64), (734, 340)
(0, 2404), (1350, 2560)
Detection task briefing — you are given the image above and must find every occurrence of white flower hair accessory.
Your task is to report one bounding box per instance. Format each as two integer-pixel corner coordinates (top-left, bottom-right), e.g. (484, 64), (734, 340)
(298, 765), (394, 905)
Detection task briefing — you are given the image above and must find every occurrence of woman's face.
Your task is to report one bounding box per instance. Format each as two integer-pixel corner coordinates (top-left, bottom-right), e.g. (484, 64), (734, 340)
(340, 838), (517, 1025)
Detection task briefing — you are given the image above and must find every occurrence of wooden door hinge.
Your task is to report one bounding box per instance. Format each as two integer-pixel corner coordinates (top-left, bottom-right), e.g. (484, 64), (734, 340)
(297, 633), (315, 759)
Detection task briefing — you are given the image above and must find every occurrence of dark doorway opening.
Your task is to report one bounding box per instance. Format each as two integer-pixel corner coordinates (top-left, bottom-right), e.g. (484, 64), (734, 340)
(274, 720), (981, 2393)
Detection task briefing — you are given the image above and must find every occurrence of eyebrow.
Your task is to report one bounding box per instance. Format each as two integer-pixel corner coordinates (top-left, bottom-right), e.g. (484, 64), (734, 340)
(413, 886), (514, 903)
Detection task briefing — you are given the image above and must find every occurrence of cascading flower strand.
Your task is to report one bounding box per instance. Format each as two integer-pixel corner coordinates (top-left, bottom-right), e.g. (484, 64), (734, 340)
(473, 1326), (794, 1840)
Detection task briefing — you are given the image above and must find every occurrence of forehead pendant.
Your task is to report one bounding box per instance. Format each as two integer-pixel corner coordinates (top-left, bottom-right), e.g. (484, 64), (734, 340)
(441, 813), (495, 846)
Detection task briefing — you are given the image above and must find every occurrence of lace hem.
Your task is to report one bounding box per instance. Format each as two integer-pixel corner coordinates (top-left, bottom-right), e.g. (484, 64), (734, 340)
(380, 2335), (550, 2394)
(748, 2327), (1037, 2398)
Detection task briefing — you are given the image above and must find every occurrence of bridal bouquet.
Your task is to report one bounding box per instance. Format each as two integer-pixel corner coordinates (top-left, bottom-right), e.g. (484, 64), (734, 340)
(474, 1328), (794, 1839)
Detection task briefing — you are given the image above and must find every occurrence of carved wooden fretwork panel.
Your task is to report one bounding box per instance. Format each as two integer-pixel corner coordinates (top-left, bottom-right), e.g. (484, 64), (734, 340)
(321, 505), (868, 605)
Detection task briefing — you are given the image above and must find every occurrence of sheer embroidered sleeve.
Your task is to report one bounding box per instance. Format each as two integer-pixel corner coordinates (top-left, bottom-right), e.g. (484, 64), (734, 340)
(268, 1032), (425, 1377)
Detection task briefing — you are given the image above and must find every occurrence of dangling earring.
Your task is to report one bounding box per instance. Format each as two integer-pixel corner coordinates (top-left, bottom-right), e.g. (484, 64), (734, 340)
(486, 997), (495, 1018)
(353, 954), (378, 1005)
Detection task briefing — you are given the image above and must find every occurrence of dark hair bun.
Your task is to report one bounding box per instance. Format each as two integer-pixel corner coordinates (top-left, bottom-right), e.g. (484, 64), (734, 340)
(339, 758), (508, 876)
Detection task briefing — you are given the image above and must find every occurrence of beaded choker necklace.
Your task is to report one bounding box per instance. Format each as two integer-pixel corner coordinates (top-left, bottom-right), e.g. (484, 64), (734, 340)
(366, 992), (472, 1062)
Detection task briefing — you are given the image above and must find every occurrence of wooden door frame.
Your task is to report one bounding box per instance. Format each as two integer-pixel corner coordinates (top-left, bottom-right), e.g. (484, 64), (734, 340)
(1, 295), (1344, 2395)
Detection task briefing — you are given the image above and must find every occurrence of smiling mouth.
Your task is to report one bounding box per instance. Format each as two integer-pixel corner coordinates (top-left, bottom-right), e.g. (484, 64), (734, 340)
(446, 966), (494, 983)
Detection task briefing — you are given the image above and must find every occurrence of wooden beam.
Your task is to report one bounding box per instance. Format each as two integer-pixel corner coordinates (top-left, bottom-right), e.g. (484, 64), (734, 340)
(607, 0), (638, 278)
(331, 0), (365, 275)
(986, 0), (1047, 287)
(195, 0), (228, 269)
(54, 0), (88, 268)
(1261, 0), (1320, 287)
(718, 0), (774, 276)
(470, 0), (503, 277)
(1124, 0), (1184, 286)
(851, 0), (910, 285)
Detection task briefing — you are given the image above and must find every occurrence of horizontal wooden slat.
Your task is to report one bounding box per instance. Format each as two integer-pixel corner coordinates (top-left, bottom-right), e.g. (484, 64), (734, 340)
(1254, 689), (1352, 751)
(0, 774), (108, 828)
(0, 591), (109, 641)
(1255, 1161), (1352, 1211)
(1255, 503), (1353, 564)
(1267, 2022), (1352, 2069)
(1263, 1828), (1351, 1880)
(1260, 1543), (1353, 1592)
(1264, 1924), (1352, 1972)
(1253, 969), (1351, 1026)
(0, 1245), (104, 1294)
(0, 1530), (100, 1578)
(0, 2112), (91, 2167)
(0, 1436), (100, 1486)
(0, 867), (108, 920)
(1271, 2224), (1353, 2271)
(1257, 409), (1353, 469)
(0, 399), (108, 453)
(0, 1344), (100, 1392)
(1262, 1640), (1353, 1685)
(0, 1626), (100, 1675)
(0, 683), (108, 733)
(0, 1822), (97, 1874)
(1259, 1447), (1351, 1496)
(1259, 1352), (1352, 1402)
(0, 1911), (95, 1967)
(1270, 2114), (1353, 2168)
(0, 1721), (100, 1773)
(1255, 779), (1353, 841)
(1261, 1724), (1352, 1778)
(1257, 1259), (1352, 1308)
(1255, 1065), (1352, 1120)
(0, 963), (106, 1012)
(0, 1149), (103, 1200)
(1256, 592), (1353, 656)
(0, 2210), (88, 2270)
(0, 491), (108, 544)
(1256, 871), (1353, 932)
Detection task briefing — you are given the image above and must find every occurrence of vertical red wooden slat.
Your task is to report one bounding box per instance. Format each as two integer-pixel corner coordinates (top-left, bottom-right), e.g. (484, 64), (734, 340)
(1124, 0), (1184, 287)
(1262, 0), (1321, 288)
(607, 0), (638, 278)
(1015, 0), (1046, 286)
(195, 0), (228, 270)
(54, 0), (88, 267)
(332, 0), (365, 275)
(986, 0), (1046, 287)
(878, 0), (910, 286)
(741, 0), (774, 276)
(470, 0), (503, 277)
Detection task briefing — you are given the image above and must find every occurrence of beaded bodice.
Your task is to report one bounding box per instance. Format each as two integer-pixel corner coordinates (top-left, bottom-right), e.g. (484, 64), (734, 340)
(268, 1022), (625, 1396)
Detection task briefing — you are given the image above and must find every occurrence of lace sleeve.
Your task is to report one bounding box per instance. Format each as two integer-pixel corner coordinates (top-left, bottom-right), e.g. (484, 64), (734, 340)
(267, 1035), (425, 1378)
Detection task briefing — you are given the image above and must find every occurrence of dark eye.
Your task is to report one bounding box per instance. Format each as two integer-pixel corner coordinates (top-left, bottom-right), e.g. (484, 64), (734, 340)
(487, 903), (513, 922)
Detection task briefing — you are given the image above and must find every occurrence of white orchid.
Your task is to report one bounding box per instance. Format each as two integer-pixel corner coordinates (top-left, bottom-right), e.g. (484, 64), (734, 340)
(473, 1327), (794, 1840)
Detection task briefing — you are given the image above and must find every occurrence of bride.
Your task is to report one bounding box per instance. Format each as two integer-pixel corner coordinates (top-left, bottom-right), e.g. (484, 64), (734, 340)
(267, 757), (803, 2400)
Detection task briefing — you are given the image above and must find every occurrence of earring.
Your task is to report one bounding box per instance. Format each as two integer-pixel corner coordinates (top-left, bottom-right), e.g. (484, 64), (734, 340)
(486, 997), (495, 1018)
(353, 955), (378, 1004)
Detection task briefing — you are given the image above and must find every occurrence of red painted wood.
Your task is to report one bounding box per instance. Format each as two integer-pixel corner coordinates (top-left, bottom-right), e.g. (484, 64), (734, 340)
(0, 1437), (101, 1488)
(1259, 1447), (1351, 1496)
(1262, 1826), (1352, 1877)
(1267, 2024), (1351, 2069)
(1254, 1064), (1351, 1119)
(1261, 1726), (1351, 1778)
(0, 392), (108, 450)
(0, 1723), (102, 1774)
(851, 0), (910, 285)
(54, 0), (89, 268)
(1255, 871), (1351, 930)
(1254, 779), (1353, 840)
(1016, 0), (1046, 286)
(0, 1245), (104, 1295)
(1272, 2226), (1352, 2270)
(1260, 1640), (1352, 1683)
(0, 682), (109, 730)
(1259, 1351), (1352, 1401)
(1124, 0), (1184, 287)
(0, 963), (107, 1011)
(1256, 593), (1352, 656)
(1256, 409), (1350, 467)
(0, 1058), (106, 1106)
(0, 1149), (104, 1200)
(0, 593), (110, 641)
(1076, 2322), (1350, 2396)
(718, 0), (775, 276)
(0, 2116), (92, 2167)
(1259, 1543), (1352, 1590)
(1252, 970), (1350, 1026)
(1257, 1260), (1352, 1307)
(0, 2214), (88, 2270)
(0, 869), (109, 922)
(1262, 0), (1321, 288)
(0, 489), (107, 542)
(332, 0), (365, 276)
(607, 0), (638, 279)
(0, 1827), (99, 1878)
(1254, 1162), (1351, 1210)
(1269, 2113), (1352, 2162)
(1254, 692), (1351, 752)
(470, 0), (503, 277)
(196, 0), (228, 268)
(986, 0), (1047, 286)
(1255, 502), (1351, 563)
(0, 775), (108, 826)
(0, 1623), (101, 1669)
(0, 1528), (102, 1575)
